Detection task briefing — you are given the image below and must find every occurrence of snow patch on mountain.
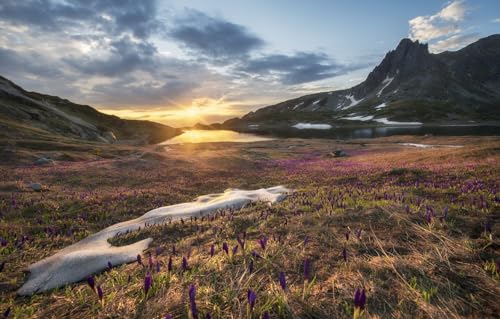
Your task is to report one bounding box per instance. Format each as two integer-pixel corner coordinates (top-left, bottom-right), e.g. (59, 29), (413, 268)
(292, 123), (332, 129)
(341, 115), (374, 121)
(373, 118), (422, 125)
(377, 77), (394, 97)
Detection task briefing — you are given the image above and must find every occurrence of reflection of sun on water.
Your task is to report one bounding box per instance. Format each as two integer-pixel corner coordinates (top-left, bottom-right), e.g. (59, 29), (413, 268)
(162, 130), (272, 144)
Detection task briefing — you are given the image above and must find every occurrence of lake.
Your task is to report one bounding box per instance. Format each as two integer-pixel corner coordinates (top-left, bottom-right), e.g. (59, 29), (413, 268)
(161, 130), (273, 144)
(161, 125), (500, 144)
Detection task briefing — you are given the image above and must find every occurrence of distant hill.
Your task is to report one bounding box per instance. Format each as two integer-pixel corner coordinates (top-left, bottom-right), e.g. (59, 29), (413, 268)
(0, 76), (180, 144)
(222, 34), (500, 129)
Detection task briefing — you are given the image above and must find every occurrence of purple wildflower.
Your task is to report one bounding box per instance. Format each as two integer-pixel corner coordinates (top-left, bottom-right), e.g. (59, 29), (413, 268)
(354, 288), (366, 310)
(223, 242), (229, 255)
(2, 307), (10, 318)
(303, 235), (309, 247)
(182, 256), (188, 272)
(259, 236), (268, 250)
(137, 254), (143, 266)
(165, 315), (172, 319)
(210, 244), (215, 257)
(247, 289), (256, 310)
(148, 253), (153, 269)
(172, 245), (176, 256)
(303, 259), (311, 281)
(232, 245), (238, 256)
(248, 260), (254, 273)
(166, 256), (173, 272)
(262, 311), (269, 319)
(87, 276), (95, 291)
(356, 228), (362, 240)
(97, 285), (103, 302)
(279, 271), (287, 291)
(189, 283), (198, 319)
(342, 247), (347, 262)
(144, 273), (152, 295)
(237, 235), (245, 250)
(156, 260), (161, 273)
(206, 314), (211, 319)
(156, 246), (164, 256)
(0, 261), (4, 272)
(107, 261), (112, 270)
(345, 231), (350, 241)
(251, 250), (261, 259)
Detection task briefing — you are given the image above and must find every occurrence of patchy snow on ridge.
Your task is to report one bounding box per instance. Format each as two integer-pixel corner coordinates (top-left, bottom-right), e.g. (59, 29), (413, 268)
(292, 123), (332, 130)
(373, 118), (422, 125)
(340, 115), (374, 121)
(342, 94), (364, 109)
(292, 101), (304, 110)
(18, 186), (290, 295)
(377, 77), (394, 97)
(375, 102), (387, 110)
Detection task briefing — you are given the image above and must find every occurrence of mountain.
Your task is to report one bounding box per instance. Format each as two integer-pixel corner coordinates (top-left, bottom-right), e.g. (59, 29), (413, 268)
(0, 76), (180, 144)
(223, 34), (500, 129)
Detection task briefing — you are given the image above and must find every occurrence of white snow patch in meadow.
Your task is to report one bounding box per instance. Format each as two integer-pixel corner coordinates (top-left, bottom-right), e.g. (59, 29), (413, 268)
(377, 77), (394, 97)
(18, 186), (290, 295)
(292, 123), (332, 130)
(292, 101), (304, 110)
(400, 143), (463, 148)
(373, 118), (422, 125)
(340, 115), (374, 121)
(375, 103), (387, 110)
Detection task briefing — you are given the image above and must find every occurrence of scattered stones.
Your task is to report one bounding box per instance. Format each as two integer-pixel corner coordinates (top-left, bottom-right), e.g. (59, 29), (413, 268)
(331, 149), (347, 157)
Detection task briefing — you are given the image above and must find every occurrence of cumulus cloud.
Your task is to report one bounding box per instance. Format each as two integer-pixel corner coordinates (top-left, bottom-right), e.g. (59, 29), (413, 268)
(409, 0), (466, 42)
(408, 1), (477, 53)
(169, 10), (264, 62)
(492, 18), (500, 23)
(429, 33), (479, 52)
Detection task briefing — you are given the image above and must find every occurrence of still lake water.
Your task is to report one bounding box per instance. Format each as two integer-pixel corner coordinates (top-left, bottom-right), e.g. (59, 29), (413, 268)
(161, 130), (273, 144)
(162, 126), (499, 144)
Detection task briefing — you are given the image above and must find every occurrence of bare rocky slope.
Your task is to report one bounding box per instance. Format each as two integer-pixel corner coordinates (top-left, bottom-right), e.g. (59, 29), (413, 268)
(0, 76), (180, 144)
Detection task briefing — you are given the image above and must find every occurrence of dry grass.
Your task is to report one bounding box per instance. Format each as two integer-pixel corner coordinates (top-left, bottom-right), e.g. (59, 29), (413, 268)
(0, 136), (499, 318)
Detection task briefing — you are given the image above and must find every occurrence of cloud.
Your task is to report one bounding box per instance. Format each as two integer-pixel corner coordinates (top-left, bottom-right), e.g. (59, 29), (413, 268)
(0, 0), (159, 38)
(239, 52), (368, 85)
(409, 1), (466, 42)
(492, 18), (500, 23)
(408, 1), (477, 53)
(429, 33), (479, 52)
(64, 36), (158, 77)
(169, 10), (264, 62)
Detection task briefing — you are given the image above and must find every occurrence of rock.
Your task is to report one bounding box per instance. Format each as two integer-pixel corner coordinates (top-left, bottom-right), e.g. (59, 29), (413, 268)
(30, 183), (42, 191)
(34, 157), (54, 165)
(333, 149), (347, 157)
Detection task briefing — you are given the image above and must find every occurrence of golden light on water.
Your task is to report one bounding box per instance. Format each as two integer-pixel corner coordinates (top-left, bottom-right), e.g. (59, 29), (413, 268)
(161, 130), (273, 144)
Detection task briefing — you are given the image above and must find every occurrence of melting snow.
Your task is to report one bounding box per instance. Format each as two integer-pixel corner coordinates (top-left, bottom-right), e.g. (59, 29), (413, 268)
(374, 103), (387, 110)
(342, 94), (364, 109)
(340, 115), (374, 121)
(292, 101), (304, 110)
(377, 77), (394, 97)
(18, 186), (290, 295)
(400, 143), (463, 148)
(292, 123), (332, 130)
(373, 118), (422, 125)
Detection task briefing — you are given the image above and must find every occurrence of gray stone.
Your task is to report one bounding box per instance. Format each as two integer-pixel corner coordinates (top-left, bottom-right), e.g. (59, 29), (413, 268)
(34, 157), (54, 165)
(30, 183), (42, 191)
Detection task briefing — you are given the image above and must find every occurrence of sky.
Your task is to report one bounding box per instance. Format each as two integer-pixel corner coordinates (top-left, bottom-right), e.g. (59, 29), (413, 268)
(0, 0), (499, 127)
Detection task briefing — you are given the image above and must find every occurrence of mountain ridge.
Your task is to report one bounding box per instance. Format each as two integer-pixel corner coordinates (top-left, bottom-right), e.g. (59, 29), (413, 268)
(0, 75), (180, 144)
(222, 34), (500, 129)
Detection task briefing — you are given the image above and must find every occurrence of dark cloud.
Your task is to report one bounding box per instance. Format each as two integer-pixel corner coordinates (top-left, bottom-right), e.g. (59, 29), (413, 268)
(63, 36), (157, 77)
(0, 47), (63, 78)
(169, 10), (264, 62)
(239, 52), (363, 85)
(0, 0), (159, 38)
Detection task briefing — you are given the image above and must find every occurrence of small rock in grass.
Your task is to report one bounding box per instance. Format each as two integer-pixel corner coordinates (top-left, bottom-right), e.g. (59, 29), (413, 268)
(34, 157), (54, 165)
(30, 183), (42, 191)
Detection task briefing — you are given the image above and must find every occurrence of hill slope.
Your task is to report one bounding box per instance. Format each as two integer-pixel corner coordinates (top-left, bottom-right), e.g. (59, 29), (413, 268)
(0, 76), (180, 144)
(223, 35), (500, 129)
